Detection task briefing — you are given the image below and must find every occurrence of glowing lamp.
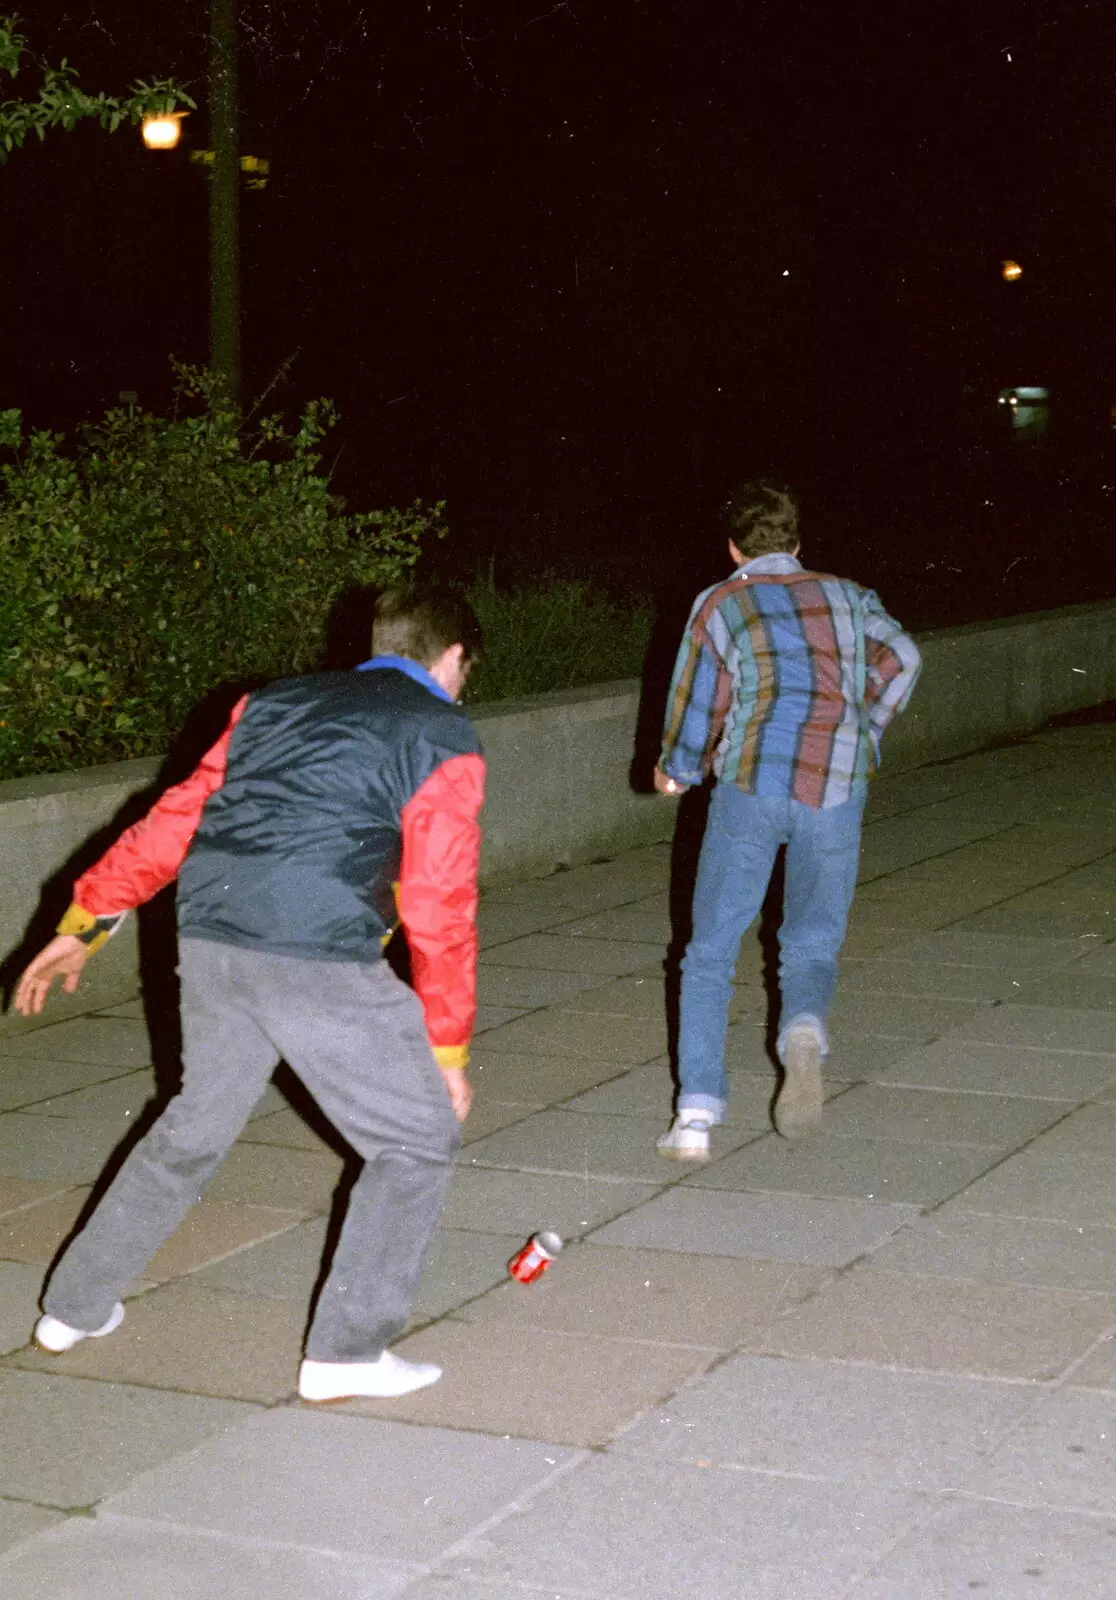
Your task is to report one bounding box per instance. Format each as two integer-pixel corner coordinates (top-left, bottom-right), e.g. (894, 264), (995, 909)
(1001, 260), (1023, 282)
(142, 114), (184, 150)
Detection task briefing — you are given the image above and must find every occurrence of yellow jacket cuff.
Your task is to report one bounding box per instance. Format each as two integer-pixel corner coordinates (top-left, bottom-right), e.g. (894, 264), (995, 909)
(432, 1044), (470, 1071)
(57, 903), (125, 956)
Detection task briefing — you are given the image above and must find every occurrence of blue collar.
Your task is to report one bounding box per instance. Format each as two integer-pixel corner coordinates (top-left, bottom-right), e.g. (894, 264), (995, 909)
(738, 552), (803, 578)
(356, 654), (454, 703)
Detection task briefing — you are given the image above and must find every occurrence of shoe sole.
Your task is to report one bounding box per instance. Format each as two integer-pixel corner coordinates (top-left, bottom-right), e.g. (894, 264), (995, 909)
(774, 1032), (823, 1140)
(655, 1143), (712, 1163)
(299, 1375), (442, 1404)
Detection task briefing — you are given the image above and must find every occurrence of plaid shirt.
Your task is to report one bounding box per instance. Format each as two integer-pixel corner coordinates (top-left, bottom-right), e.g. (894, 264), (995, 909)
(660, 553), (921, 807)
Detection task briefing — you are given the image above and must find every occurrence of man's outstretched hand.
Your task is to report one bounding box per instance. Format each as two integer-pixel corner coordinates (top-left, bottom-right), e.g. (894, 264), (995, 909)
(14, 935), (89, 1017)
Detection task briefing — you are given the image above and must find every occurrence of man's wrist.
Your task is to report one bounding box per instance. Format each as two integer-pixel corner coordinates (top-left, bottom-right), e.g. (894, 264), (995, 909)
(56, 903), (126, 956)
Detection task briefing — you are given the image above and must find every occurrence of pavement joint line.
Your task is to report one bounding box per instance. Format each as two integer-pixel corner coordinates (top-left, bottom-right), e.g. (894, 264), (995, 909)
(428, 1447), (594, 1574)
(94, 1509), (431, 1569)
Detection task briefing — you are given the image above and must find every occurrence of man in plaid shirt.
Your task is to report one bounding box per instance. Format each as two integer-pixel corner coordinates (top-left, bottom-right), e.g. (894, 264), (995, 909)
(654, 480), (921, 1158)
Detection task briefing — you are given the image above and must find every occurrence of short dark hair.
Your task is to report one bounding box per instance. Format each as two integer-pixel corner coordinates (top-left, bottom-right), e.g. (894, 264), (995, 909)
(371, 584), (483, 667)
(721, 478), (799, 558)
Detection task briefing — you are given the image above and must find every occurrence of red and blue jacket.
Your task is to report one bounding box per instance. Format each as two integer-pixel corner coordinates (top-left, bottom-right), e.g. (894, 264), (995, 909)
(58, 657), (485, 1067)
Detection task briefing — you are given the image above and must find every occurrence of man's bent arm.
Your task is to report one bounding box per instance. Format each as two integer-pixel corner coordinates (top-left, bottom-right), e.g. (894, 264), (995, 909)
(860, 592), (921, 753)
(67, 697), (248, 934)
(398, 752), (485, 1069)
(658, 607), (728, 788)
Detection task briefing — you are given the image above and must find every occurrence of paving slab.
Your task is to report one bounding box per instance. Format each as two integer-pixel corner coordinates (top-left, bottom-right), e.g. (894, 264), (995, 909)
(750, 1268), (1116, 1381)
(442, 1165), (662, 1239)
(0, 1115), (134, 1184)
(1023, 1101), (1116, 1158)
(472, 1006), (529, 1034)
(0, 1177), (75, 1218)
(823, 992), (987, 1042)
(878, 931), (1088, 971)
(0, 1368), (258, 1507)
(0, 1058), (137, 1113)
(474, 933), (661, 976)
(878, 1039), (1116, 1100)
(462, 1242), (829, 1346)
(869, 1209), (1116, 1292)
(561, 972), (668, 1019)
(0, 1018), (152, 1068)
(611, 1354), (1039, 1490)
(0, 1504), (64, 1561)
(839, 959), (1021, 1003)
(439, 1454), (924, 1600)
(818, 1081), (1066, 1147)
(0, 1262), (48, 1355)
(343, 1319), (718, 1445)
(16, 1071), (159, 1123)
(188, 1215), (328, 1298)
(474, 1007), (668, 1065)
(1066, 1332), (1116, 1393)
(683, 1131), (1001, 1205)
(0, 1521), (418, 1600)
(457, 1100), (537, 1145)
(474, 964), (602, 1009)
(200, 1141), (344, 1210)
(969, 1388), (1116, 1515)
(466, 1048), (629, 1106)
(1008, 972), (1116, 1010)
(844, 1497), (1116, 1600)
(236, 1106), (340, 1152)
(7, 1281), (308, 1402)
(947, 1151), (1116, 1227)
(461, 1108), (754, 1183)
(101, 1408), (581, 1561)
(591, 1185), (919, 1267)
(1066, 940), (1116, 978)
(940, 1003), (1116, 1055)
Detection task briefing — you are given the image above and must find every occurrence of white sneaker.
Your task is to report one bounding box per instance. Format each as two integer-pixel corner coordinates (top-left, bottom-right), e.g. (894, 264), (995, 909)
(298, 1351), (443, 1403)
(656, 1115), (712, 1161)
(34, 1301), (126, 1354)
(774, 1023), (824, 1139)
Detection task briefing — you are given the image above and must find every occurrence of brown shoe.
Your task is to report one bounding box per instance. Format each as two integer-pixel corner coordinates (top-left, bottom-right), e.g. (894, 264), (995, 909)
(774, 1025), (823, 1139)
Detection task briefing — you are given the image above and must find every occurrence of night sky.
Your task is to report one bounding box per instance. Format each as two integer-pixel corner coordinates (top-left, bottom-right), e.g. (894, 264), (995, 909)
(7, 1), (1116, 620)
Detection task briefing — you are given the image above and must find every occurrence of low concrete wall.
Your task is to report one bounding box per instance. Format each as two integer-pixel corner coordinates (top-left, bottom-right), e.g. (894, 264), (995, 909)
(3, 597), (1114, 1033)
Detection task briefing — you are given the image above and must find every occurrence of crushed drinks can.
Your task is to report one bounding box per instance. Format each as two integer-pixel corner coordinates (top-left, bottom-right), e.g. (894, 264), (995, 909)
(508, 1230), (563, 1284)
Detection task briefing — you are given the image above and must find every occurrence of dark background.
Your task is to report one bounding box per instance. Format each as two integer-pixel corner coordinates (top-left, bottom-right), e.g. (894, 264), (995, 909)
(6, 1), (1116, 624)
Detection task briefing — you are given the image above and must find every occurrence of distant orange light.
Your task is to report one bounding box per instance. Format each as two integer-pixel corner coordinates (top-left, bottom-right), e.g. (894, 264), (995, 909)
(142, 114), (184, 150)
(1001, 260), (1023, 282)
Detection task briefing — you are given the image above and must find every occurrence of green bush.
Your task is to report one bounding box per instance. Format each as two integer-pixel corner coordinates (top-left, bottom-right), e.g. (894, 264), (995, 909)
(0, 369), (443, 778)
(463, 566), (653, 703)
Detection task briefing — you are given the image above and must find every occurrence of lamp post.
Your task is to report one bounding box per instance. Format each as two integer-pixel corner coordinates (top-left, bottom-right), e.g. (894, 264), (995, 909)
(209, 0), (240, 402)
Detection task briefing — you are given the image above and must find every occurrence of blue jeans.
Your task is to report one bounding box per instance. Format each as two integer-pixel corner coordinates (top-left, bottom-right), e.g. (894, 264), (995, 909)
(677, 784), (864, 1122)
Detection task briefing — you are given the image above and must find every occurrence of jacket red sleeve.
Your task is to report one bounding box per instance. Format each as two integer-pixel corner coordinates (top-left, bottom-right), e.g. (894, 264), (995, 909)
(69, 696), (249, 920)
(397, 751), (485, 1064)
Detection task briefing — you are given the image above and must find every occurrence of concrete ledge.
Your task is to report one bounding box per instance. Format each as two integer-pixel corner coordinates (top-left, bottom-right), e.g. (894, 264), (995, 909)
(3, 597), (1114, 1033)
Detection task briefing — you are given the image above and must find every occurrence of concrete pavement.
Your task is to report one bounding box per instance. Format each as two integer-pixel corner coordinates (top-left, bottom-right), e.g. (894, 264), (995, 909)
(0, 711), (1114, 1597)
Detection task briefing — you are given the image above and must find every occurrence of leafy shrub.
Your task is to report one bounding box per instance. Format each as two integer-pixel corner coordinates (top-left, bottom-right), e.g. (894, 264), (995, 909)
(0, 369), (442, 778)
(463, 566), (653, 703)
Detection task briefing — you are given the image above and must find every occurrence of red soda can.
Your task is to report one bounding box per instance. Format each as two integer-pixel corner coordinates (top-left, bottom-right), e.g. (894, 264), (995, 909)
(508, 1230), (563, 1284)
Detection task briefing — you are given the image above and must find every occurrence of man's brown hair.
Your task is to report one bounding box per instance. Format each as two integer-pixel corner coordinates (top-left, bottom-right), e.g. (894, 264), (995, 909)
(722, 479), (799, 559)
(371, 585), (483, 667)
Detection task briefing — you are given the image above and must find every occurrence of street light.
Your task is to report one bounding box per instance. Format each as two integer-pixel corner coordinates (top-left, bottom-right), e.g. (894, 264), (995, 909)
(1001, 259), (1023, 282)
(141, 113), (185, 150)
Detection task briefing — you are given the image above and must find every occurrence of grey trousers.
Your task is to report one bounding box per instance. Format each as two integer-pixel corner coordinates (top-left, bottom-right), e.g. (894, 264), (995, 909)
(44, 939), (461, 1362)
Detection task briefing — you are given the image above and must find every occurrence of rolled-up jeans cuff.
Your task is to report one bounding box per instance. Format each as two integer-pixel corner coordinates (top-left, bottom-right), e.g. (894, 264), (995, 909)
(777, 1013), (829, 1064)
(677, 1093), (726, 1127)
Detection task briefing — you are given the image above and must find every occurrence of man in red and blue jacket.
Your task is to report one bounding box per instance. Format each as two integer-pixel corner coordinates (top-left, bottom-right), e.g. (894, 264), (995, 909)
(16, 586), (485, 1402)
